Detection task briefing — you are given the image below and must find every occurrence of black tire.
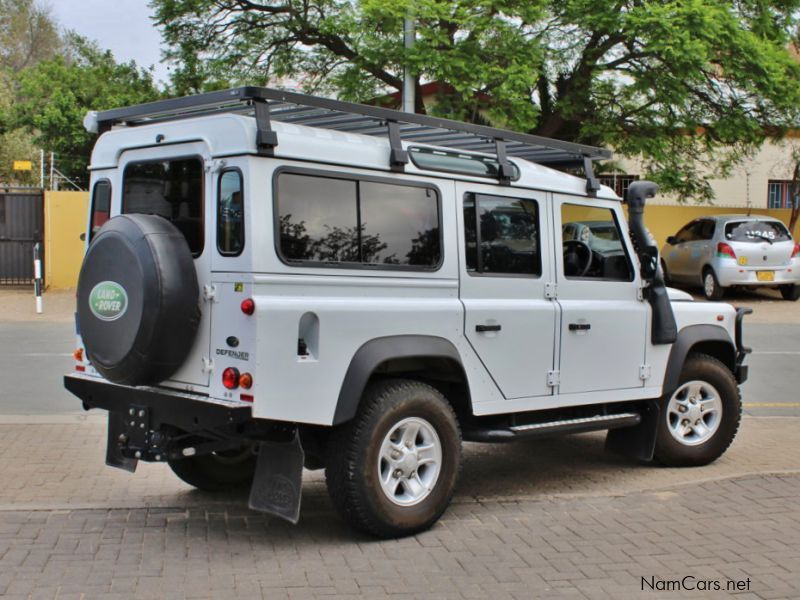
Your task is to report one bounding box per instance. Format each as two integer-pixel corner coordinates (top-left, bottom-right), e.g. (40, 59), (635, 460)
(654, 353), (741, 467)
(779, 284), (800, 301)
(169, 447), (257, 492)
(325, 379), (462, 538)
(77, 214), (200, 386)
(702, 267), (725, 301)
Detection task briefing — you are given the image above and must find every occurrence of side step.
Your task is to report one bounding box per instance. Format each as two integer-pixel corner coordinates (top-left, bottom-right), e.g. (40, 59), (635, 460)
(463, 412), (641, 443)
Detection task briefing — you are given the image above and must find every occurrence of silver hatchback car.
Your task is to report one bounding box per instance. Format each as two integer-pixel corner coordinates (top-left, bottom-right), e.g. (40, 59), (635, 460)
(661, 215), (800, 301)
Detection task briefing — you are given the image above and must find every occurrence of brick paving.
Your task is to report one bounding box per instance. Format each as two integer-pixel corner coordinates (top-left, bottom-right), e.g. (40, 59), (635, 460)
(0, 417), (798, 598)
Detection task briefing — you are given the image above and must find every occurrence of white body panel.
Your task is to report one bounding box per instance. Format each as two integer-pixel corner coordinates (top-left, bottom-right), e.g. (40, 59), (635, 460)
(76, 112), (743, 427)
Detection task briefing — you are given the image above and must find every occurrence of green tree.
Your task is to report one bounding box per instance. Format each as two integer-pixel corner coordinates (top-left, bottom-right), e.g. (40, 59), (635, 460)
(12, 35), (162, 187)
(152, 0), (800, 200)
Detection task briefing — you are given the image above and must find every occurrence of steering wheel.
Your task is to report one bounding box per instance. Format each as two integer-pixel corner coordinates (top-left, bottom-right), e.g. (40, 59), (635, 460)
(563, 240), (593, 277)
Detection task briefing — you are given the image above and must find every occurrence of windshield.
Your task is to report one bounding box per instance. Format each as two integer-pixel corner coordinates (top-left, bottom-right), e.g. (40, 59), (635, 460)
(724, 220), (791, 243)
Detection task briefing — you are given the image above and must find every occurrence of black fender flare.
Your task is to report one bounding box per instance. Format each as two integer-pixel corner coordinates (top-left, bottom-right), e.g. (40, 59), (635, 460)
(663, 324), (736, 398)
(332, 335), (466, 425)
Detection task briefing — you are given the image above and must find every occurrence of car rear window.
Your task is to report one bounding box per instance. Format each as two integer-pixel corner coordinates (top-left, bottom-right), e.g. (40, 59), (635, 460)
(724, 221), (791, 243)
(122, 157), (204, 256)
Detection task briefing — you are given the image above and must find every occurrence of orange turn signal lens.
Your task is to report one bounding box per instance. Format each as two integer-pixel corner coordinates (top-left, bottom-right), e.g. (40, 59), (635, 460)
(73, 348), (83, 362)
(239, 372), (253, 389)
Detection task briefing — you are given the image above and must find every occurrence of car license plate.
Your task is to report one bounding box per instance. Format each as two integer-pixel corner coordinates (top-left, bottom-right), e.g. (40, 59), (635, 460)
(756, 271), (775, 282)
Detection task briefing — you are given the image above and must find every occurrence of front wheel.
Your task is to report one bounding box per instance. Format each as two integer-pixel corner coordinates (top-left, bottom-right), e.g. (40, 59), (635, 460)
(779, 284), (800, 301)
(325, 379), (462, 538)
(654, 353), (741, 467)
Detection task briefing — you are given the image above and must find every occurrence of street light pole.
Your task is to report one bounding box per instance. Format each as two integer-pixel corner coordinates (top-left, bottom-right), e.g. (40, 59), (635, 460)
(402, 16), (415, 113)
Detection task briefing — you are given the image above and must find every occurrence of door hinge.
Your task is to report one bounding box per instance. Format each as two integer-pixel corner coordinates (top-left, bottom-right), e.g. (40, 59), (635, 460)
(639, 364), (651, 381)
(637, 286), (645, 301)
(545, 282), (558, 299)
(206, 159), (227, 174)
(547, 370), (560, 387)
(202, 357), (214, 374)
(203, 284), (217, 302)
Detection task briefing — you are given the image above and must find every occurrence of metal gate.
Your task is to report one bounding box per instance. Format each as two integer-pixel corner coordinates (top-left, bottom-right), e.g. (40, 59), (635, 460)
(0, 188), (44, 285)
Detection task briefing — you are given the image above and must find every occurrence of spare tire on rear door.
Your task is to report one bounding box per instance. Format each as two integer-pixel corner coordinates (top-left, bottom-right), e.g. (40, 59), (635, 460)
(77, 214), (200, 386)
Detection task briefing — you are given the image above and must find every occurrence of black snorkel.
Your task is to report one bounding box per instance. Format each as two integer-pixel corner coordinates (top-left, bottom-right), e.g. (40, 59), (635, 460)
(625, 181), (678, 345)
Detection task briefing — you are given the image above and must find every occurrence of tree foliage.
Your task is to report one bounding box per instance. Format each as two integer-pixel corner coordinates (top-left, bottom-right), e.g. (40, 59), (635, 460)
(153, 0), (800, 200)
(11, 36), (162, 187)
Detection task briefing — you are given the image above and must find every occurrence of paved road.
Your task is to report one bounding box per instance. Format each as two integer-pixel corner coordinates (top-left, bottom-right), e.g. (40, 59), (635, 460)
(0, 321), (796, 416)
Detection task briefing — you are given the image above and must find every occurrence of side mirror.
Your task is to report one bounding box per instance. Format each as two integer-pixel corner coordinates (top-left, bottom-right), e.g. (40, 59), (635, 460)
(665, 235), (677, 246)
(640, 246), (658, 281)
(79, 232), (86, 242)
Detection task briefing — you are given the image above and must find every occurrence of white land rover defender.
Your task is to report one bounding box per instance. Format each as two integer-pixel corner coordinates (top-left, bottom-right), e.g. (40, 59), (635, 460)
(66, 87), (751, 538)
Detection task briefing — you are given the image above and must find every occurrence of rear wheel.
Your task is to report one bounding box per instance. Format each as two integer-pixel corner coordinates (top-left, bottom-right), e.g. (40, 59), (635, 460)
(169, 447), (256, 491)
(654, 353), (741, 467)
(325, 379), (461, 538)
(702, 268), (725, 300)
(779, 284), (800, 301)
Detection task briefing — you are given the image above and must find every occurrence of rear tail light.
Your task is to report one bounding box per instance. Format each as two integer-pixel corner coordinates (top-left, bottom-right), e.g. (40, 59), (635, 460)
(222, 367), (240, 389)
(241, 298), (255, 315)
(792, 243), (800, 258)
(717, 242), (736, 259)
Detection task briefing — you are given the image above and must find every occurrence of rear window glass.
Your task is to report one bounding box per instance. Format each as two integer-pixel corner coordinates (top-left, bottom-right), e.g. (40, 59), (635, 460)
(409, 147), (520, 180)
(724, 221), (791, 243)
(276, 172), (441, 269)
(122, 158), (204, 255)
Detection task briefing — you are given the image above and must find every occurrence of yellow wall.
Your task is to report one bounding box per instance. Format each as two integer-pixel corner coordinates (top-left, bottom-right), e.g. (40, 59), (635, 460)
(38, 191), (797, 290)
(634, 206), (799, 248)
(44, 191), (88, 289)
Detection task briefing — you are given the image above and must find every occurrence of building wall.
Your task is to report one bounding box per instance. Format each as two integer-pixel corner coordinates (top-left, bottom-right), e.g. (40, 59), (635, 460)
(44, 191), (88, 289)
(613, 137), (800, 208)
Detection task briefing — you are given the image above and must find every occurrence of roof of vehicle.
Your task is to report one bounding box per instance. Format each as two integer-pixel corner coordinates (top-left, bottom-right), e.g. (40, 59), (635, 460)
(694, 214), (786, 223)
(87, 86), (618, 200)
(90, 112), (621, 201)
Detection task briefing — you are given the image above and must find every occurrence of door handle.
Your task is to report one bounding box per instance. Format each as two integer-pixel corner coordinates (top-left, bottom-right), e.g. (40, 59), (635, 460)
(476, 324), (501, 333)
(568, 323), (591, 332)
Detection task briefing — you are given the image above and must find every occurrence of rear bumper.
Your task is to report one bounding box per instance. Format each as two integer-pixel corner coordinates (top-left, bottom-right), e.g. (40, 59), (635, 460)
(717, 262), (800, 287)
(64, 373), (252, 432)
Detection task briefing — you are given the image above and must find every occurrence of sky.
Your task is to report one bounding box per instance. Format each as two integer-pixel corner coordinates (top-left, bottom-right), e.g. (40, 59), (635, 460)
(47, 0), (172, 86)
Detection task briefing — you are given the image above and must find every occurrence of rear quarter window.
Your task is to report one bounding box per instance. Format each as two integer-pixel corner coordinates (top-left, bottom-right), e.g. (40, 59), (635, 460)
(725, 221), (791, 243)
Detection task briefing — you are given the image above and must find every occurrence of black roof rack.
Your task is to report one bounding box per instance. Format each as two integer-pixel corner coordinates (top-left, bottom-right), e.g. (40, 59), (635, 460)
(94, 86), (611, 193)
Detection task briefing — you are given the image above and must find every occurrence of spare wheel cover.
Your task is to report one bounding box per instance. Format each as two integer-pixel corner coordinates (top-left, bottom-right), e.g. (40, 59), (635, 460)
(77, 214), (200, 385)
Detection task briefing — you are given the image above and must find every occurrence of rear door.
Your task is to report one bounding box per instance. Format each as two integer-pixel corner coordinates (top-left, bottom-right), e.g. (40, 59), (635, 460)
(119, 142), (212, 389)
(457, 182), (557, 399)
(723, 220), (795, 275)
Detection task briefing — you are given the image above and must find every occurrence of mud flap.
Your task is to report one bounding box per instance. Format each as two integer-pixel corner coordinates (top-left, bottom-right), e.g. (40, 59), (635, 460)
(106, 413), (138, 472)
(248, 432), (304, 523)
(605, 400), (660, 461)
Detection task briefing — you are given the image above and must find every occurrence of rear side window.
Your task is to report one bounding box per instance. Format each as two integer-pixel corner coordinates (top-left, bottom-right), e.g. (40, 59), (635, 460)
(89, 180), (111, 241)
(217, 170), (244, 256)
(276, 172), (441, 269)
(463, 193), (541, 276)
(725, 220), (791, 243)
(122, 158), (204, 256)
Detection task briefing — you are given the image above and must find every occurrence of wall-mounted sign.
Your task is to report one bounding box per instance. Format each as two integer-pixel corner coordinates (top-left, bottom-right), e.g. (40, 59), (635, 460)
(13, 160), (33, 171)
